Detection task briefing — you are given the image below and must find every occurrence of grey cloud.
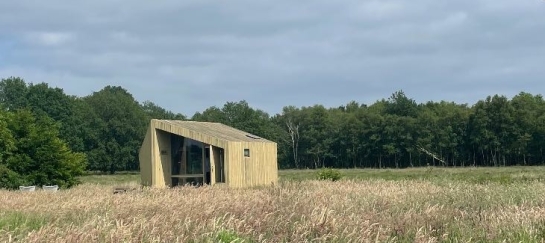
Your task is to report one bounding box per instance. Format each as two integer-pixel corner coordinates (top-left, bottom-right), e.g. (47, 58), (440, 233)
(0, 0), (544, 116)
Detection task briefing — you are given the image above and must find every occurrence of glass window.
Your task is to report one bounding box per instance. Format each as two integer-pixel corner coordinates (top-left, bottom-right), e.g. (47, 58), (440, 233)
(244, 149), (250, 157)
(185, 138), (204, 174)
(171, 136), (203, 176)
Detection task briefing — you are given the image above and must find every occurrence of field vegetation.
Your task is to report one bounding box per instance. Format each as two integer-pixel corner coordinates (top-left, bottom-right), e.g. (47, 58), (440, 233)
(2, 167), (545, 242)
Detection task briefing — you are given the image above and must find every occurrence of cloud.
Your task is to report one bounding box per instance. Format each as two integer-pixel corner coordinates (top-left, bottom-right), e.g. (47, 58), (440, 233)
(23, 32), (75, 46)
(0, 0), (544, 116)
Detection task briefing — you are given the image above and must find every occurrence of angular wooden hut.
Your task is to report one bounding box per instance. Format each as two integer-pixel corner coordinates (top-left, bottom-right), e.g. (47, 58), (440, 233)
(139, 119), (278, 188)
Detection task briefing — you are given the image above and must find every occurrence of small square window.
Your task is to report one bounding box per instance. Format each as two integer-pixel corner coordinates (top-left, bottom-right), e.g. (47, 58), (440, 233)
(244, 149), (250, 157)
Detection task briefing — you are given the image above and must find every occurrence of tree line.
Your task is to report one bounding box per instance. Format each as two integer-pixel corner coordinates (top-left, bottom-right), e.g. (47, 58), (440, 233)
(2, 76), (545, 177)
(0, 77), (184, 178)
(194, 91), (545, 169)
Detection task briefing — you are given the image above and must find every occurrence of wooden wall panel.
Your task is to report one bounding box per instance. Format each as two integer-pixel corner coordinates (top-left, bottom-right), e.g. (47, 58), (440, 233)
(138, 125), (153, 186)
(209, 146), (215, 185)
(246, 142), (278, 187)
(226, 142), (278, 188)
(153, 129), (172, 188)
(212, 146), (224, 184)
(226, 143), (243, 187)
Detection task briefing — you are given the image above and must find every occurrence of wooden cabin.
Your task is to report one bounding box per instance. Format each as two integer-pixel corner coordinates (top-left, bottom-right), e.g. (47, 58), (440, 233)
(139, 120), (278, 188)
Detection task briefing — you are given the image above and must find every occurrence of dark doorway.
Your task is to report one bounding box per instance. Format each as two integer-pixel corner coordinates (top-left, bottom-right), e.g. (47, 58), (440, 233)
(213, 147), (226, 184)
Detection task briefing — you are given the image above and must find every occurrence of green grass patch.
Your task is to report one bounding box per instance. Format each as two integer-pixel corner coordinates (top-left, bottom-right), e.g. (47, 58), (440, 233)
(215, 230), (250, 243)
(280, 166), (545, 185)
(0, 211), (50, 238)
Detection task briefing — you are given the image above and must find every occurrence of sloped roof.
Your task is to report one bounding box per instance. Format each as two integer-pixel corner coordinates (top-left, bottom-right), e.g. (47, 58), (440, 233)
(153, 120), (275, 144)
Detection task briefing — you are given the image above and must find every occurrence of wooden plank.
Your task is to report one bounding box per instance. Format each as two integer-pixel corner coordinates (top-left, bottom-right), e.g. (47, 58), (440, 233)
(210, 145), (216, 185)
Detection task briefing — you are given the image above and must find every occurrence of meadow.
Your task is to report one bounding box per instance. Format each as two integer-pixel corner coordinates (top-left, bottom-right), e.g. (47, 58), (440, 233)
(2, 167), (545, 242)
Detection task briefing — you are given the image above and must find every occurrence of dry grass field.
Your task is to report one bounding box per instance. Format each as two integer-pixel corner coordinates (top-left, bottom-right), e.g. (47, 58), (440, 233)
(2, 167), (545, 242)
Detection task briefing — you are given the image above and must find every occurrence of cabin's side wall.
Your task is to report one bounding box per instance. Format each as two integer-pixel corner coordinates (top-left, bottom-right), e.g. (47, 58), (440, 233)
(226, 142), (278, 188)
(246, 142), (278, 187)
(139, 125), (153, 186)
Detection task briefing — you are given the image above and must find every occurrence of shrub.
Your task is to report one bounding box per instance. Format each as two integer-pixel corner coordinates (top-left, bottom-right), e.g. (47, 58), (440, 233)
(0, 165), (25, 190)
(0, 109), (86, 189)
(317, 168), (343, 181)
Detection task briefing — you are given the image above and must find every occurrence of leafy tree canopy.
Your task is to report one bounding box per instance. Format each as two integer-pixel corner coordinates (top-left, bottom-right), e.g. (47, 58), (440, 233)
(4, 76), (545, 172)
(0, 109), (86, 189)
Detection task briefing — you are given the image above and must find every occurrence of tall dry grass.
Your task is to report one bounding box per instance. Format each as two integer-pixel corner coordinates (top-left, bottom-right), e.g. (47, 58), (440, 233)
(2, 179), (545, 242)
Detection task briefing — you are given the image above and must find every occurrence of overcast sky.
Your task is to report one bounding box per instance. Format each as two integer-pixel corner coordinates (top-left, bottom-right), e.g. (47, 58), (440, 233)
(1, 1), (544, 116)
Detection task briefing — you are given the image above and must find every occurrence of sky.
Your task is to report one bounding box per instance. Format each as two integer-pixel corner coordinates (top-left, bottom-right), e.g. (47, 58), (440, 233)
(0, 1), (544, 117)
